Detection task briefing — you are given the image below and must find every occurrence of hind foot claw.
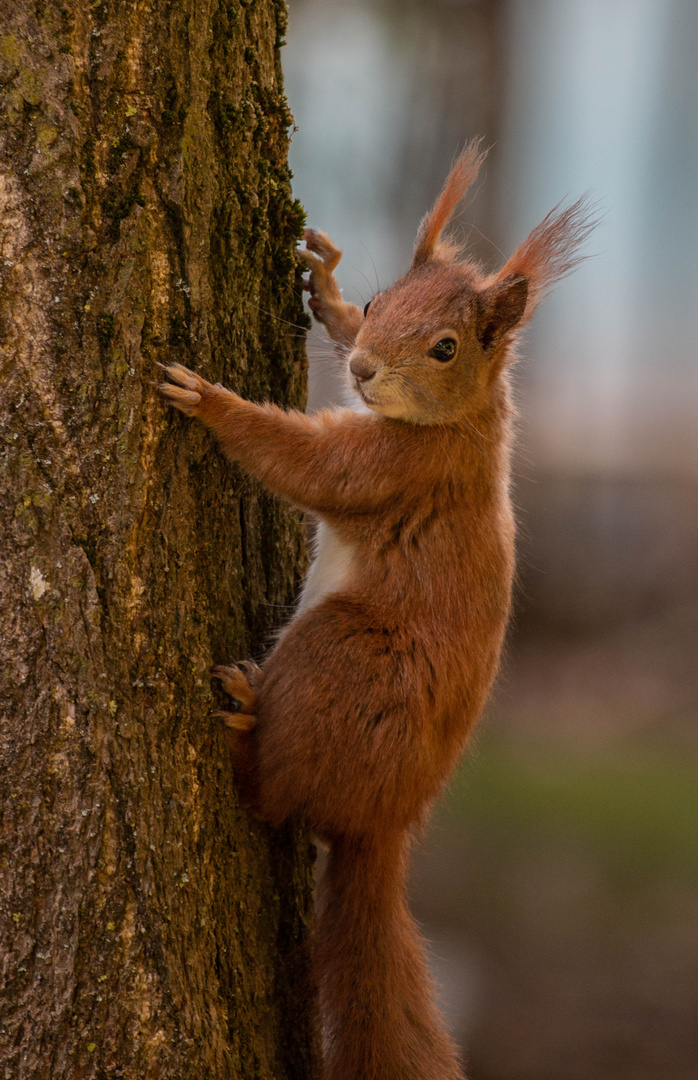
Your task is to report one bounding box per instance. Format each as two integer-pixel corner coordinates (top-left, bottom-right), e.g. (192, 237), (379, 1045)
(212, 662), (262, 729)
(213, 710), (256, 733)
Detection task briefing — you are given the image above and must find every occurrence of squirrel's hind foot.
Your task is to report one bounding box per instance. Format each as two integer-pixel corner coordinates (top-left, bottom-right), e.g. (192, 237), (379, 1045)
(214, 709), (256, 733)
(212, 662), (262, 730)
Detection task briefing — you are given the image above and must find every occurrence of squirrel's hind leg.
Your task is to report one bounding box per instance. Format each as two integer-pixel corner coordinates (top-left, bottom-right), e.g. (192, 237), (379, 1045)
(212, 661), (262, 731)
(213, 662), (265, 814)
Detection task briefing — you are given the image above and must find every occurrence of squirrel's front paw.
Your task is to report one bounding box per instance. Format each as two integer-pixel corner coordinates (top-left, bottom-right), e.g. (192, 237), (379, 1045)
(299, 229), (344, 322)
(302, 228), (342, 272)
(157, 363), (209, 416)
(299, 231), (363, 346)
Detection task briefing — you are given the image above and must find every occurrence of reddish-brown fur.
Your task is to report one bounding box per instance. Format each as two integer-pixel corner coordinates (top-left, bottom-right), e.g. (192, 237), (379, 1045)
(159, 142), (595, 1080)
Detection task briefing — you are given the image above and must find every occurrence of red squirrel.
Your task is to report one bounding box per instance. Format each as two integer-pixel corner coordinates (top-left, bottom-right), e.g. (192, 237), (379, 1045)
(159, 141), (594, 1080)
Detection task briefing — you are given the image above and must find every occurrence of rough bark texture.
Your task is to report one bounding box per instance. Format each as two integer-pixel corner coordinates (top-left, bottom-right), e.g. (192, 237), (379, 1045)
(0, 1), (317, 1077)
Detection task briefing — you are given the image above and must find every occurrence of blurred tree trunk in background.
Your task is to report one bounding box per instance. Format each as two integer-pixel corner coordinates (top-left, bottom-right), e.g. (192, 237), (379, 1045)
(0, 1), (317, 1077)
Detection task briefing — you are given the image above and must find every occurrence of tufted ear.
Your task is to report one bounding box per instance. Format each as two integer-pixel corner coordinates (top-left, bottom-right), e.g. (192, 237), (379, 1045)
(495, 195), (598, 320)
(476, 274), (528, 350)
(412, 139), (488, 266)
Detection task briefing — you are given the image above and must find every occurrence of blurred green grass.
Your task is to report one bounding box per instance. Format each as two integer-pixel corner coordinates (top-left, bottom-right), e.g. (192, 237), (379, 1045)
(444, 737), (698, 886)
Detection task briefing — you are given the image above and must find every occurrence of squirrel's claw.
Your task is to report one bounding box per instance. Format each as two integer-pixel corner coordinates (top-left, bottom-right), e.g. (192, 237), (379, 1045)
(237, 659), (263, 688)
(298, 229), (364, 346)
(302, 228), (343, 272)
(212, 663), (260, 716)
(214, 710), (256, 733)
(157, 362), (206, 416)
(299, 231), (344, 325)
(213, 663), (260, 736)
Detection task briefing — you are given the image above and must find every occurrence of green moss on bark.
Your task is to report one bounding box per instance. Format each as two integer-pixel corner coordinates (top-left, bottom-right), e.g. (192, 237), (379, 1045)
(0, 1), (317, 1077)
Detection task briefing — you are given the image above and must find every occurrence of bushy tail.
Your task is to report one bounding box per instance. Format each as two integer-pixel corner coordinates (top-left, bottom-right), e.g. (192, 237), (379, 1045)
(315, 831), (465, 1080)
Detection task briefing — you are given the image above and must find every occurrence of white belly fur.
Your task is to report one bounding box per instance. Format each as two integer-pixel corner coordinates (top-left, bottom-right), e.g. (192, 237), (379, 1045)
(296, 520), (356, 616)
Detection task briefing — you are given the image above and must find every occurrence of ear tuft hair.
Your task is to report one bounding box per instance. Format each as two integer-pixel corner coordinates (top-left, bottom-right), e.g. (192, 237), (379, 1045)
(495, 195), (600, 323)
(412, 139), (488, 267)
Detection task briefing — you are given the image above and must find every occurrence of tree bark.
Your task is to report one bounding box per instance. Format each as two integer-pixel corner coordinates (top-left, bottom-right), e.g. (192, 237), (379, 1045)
(0, 1), (317, 1077)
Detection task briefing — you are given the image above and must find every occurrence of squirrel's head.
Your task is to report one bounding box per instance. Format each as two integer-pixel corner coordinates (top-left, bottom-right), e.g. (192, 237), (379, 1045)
(348, 140), (596, 425)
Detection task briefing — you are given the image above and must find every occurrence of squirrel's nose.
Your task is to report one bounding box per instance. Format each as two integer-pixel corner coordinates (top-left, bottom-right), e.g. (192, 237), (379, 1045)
(349, 355), (376, 382)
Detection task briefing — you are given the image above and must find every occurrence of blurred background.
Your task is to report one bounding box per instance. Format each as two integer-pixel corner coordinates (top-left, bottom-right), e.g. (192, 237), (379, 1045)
(282, 2), (698, 1077)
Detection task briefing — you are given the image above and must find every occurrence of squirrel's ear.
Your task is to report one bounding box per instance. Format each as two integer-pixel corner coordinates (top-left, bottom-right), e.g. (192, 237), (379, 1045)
(496, 195), (598, 319)
(476, 275), (528, 350)
(413, 139), (488, 266)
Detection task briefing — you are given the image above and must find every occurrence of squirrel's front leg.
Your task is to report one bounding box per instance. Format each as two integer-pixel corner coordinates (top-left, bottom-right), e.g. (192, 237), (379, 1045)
(158, 363), (405, 516)
(300, 229), (363, 349)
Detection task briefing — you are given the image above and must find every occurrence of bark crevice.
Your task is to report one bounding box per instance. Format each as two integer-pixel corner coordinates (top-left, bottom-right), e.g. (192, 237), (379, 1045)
(0, 2), (317, 1076)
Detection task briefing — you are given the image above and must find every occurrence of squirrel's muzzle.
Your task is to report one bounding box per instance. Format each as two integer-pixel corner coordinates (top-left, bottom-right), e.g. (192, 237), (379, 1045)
(349, 354), (376, 382)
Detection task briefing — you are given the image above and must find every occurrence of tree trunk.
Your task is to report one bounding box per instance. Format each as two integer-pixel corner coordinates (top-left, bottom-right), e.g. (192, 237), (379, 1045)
(0, 1), (317, 1077)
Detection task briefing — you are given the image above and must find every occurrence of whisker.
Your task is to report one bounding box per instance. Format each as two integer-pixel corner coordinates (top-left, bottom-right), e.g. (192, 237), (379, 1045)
(245, 300), (309, 334)
(308, 363), (351, 379)
(269, 267), (308, 303)
(461, 220), (507, 261)
(359, 240), (382, 296)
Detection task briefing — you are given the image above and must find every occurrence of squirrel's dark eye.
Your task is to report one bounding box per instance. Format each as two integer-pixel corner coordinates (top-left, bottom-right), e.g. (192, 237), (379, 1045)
(429, 338), (457, 363)
(363, 301), (372, 318)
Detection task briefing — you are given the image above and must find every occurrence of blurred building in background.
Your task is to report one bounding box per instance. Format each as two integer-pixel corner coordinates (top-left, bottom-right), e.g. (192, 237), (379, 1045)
(284, 2), (698, 1077)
